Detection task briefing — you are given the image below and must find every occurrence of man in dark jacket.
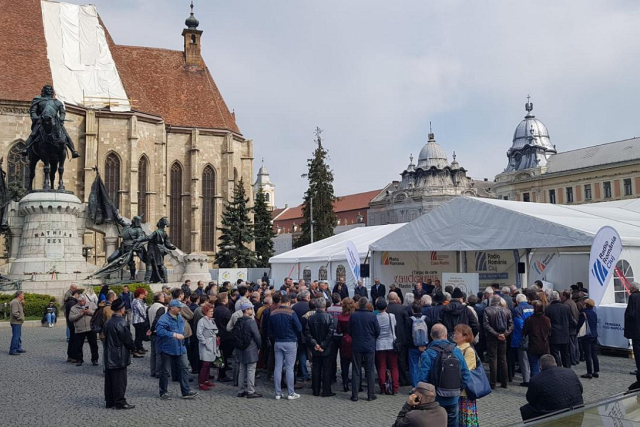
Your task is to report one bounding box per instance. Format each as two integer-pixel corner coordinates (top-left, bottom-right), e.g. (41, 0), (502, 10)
(371, 278), (386, 304)
(213, 292), (233, 382)
(393, 382), (447, 427)
(349, 297), (380, 401)
(64, 289), (80, 362)
(305, 298), (336, 397)
(561, 290), (580, 365)
(387, 291), (412, 387)
(545, 291), (576, 368)
(483, 295), (514, 389)
(440, 288), (479, 340)
(293, 290), (311, 382)
(413, 282), (428, 300)
(520, 355), (583, 421)
(625, 283), (640, 389)
(103, 298), (136, 409)
(354, 280), (368, 299)
(268, 294), (302, 399)
(332, 281), (349, 300)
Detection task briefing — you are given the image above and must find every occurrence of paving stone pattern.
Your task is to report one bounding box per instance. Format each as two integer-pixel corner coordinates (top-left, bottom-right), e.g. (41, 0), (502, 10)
(0, 327), (636, 427)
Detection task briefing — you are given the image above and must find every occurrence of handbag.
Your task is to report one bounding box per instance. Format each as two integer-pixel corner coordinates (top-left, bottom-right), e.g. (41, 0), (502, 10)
(465, 348), (492, 400)
(578, 313), (590, 338)
(520, 334), (529, 351)
(388, 313), (401, 353)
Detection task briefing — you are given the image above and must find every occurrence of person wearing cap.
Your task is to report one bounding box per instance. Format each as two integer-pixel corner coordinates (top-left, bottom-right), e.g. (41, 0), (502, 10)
(577, 298), (599, 379)
(155, 299), (199, 400)
(236, 303), (262, 398)
(102, 298), (136, 410)
(392, 382), (447, 426)
(439, 288), (479, 342)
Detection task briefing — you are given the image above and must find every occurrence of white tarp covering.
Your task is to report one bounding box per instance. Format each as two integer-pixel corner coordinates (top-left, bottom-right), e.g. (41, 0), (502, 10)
(370, 197), (640, 252)
(41, 1), (130, 111)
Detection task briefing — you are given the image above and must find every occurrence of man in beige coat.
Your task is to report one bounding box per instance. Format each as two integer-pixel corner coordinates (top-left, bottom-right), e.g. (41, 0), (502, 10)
(9, 291), (25, 355)
(69, 294), (99, 366)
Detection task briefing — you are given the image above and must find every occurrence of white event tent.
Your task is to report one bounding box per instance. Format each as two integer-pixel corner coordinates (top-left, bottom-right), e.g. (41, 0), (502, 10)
(269, 224), (406, 289)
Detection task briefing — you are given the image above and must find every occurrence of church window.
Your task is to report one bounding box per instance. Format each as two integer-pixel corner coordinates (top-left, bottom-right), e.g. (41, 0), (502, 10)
(7, 141), (29, 191)
(565, 187), (573, 203)
(319, 265), (328, 280)
(303, 267), (311, 282)
(265, 193), (270, 202)
(191, 34), (197, 44)
(548, 189), (556, 204)
(604, 181), (612, 198)
(201, 165), (216, 251)
(584, 184), (592, 201)
(336, 265), (346, 281)
(138, 156), (148, 219)
(170, 162), (183, 249)
(624, 178), (632, 196)
(105, 153), (120, 209)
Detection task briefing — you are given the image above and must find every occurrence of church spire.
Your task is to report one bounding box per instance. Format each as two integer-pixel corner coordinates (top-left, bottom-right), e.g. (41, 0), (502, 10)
(182, 1), (203, 67)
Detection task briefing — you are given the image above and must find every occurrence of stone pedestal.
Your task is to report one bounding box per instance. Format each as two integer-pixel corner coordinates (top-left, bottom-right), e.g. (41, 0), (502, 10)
(8, 192), (97, 280)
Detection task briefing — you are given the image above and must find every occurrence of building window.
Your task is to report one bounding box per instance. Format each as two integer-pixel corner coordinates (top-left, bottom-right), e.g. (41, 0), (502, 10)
(265, 193), (270, 202)
(105, 153), (120, 209)
(624, 178), (632, 196)
(303, 267), (311, 282)
(170, 162), (183, 249)
(566, 187), (573, 203)
(319, 266), (328, 280)
(549, 189), (556, 204)
(614, 259), (634, 304)
(584, 184), (592, 201)
(336, 264), (346, 282)
(523, 193), (530, 202)
(7, 141), (29, 191)
(137, 156), (148, 219)
(604, 181), (612, 198)
(201, 165), (216, 252)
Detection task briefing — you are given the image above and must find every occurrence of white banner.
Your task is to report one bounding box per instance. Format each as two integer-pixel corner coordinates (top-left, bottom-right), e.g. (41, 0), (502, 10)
(345, 241), (360, 281)
(442, 273), (480, 297)
(528, 249), (559, 282)
(589, 226), (623, 307)
(465, 250), (519, 288)
(373, 251), (455, 295)
(597, 304), (630, 349)
(219, 268), (248, 284)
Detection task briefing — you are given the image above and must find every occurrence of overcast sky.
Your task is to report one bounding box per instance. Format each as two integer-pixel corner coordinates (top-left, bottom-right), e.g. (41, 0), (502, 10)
(79, 0), (640, 207)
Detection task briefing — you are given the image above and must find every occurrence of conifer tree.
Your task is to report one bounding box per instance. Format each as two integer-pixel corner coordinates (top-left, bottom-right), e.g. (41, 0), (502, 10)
(254, 186), (276, 267)
(214, 178), (256, 268)
(296, 127), (337, 247)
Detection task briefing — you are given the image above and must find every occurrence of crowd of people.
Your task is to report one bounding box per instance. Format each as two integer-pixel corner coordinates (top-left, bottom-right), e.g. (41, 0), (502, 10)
(8, 276), (639, 424)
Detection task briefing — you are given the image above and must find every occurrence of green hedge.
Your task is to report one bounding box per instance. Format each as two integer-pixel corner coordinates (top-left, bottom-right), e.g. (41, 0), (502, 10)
(0, 293), (58, 318)
(93, 283), (153, 305)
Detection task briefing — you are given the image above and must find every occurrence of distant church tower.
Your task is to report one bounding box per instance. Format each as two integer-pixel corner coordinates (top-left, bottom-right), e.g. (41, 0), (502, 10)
(254, 159), (275, 210)
(182, 1), (203, 66)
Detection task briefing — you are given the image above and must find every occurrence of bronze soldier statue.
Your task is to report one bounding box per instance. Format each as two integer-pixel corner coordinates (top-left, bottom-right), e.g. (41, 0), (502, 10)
(121, 216), (151, 281)
(22, 85), (80, 158)
(137, 217), (177, 283)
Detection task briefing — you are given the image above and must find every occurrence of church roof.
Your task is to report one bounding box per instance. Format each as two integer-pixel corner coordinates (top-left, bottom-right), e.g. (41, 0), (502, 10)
(545, 137), (640, 174)
(0, 0), (241, 134)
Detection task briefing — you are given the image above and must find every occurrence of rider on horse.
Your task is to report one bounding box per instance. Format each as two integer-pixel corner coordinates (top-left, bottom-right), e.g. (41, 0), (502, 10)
(22, 85), (80, 159)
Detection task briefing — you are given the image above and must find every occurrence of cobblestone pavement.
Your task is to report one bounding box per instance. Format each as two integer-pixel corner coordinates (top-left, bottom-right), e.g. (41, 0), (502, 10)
(0, 326), (636, 427)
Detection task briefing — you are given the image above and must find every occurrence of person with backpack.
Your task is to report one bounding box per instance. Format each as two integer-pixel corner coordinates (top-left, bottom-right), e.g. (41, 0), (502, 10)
(408, 303), (429, 387)
(439, 288), (479, 342)
(483, 294), (514, 390)
(417, 323), (470, 427)
(349, 297), (380, 402)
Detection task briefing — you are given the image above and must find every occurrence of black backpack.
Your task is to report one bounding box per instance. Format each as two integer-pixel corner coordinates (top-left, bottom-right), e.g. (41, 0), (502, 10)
(91, 305), (105, 333)
(429, 342), (462, 398)
(232, 317), (252, 350)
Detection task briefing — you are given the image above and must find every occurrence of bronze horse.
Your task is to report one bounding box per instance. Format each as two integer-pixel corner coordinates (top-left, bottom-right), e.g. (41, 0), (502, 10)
(26, 99), (68, 192)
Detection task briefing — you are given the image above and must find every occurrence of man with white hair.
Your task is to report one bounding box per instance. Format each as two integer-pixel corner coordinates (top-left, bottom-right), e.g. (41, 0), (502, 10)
(545, 290), (575, 368)
(387, 291), (412, 387)
(354, 279), (368, 299)
(68, 293), (99, 366)
(512, 293), (534, 385)
(501, 286), (514, 310)
(483, 295), (513, 389)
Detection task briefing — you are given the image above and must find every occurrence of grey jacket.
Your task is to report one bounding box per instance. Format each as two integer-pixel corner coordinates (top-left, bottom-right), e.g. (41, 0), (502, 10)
(10, 299), (24, 325)
(237, 316), (261, 364)
(196, 316), (220, 362)
(69, 301), (97, 333)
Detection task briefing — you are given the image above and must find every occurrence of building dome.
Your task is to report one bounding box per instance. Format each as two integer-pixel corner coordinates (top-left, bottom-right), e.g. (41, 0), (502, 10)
(185, 2), (199, 29)
(417, 133), (449, 169)
(511, 102), (553, 152)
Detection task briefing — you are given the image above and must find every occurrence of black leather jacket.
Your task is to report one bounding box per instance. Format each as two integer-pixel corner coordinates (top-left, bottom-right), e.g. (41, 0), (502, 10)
(304, 310), (335, 357)
(103, 314), (136, 369)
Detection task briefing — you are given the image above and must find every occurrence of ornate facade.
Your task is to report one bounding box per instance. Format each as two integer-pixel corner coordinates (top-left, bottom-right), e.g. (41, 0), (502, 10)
(368, 132), (493, 225)
(0, 0), (253, 266)
(253, 162), (276, 211)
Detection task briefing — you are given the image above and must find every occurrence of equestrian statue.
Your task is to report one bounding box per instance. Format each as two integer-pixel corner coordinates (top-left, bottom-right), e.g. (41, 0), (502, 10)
(23, 84), (80, 192)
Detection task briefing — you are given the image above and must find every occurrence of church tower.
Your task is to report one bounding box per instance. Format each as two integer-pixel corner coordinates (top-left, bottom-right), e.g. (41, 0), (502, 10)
(182, 1), (203, 67)
(254, 160), (276, 210)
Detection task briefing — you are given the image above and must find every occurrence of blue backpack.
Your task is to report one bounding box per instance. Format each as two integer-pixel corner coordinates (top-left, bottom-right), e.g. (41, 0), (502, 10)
(411, 316), (429, 347)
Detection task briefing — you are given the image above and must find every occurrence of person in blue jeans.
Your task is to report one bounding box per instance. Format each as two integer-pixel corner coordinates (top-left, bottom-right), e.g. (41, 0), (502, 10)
(522, 301), (552, 378)
(408, 304), (428, 387)
(268, 294), (302, 400)
(9, 291), (25, 355)
(155, 299), (199, 400)
(42, 301), (58, 328)
(417, 324), (470, 427)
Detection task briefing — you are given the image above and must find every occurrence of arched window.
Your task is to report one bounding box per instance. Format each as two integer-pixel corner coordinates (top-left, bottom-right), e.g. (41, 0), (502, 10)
(137, 156), (148, 219)
(170, 162), (183, 249)
(265, 193), (270, 202)
(105, 153), (120, 209)
(7, 141), (29, 190)
(336, 265), (346, 282)
(614, 259), (634, 304)
(319, 265), (328, 281)
(303, 267), (311, 282)
(201, 165), (216, 251)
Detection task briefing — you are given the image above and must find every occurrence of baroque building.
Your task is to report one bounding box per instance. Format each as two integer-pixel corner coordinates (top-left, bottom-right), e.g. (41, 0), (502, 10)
(494, 98), (640, 205)
(253, 161), (275, 211)
(368, 131), (493, 225)
(0, 0), (253, 266)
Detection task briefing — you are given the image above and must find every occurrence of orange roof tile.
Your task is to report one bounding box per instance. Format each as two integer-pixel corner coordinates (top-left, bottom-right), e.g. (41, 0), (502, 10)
(275, 189), (382, 222)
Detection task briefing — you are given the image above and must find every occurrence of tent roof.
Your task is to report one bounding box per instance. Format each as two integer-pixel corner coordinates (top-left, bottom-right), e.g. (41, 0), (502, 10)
(270, 224), (406, 264)
(370, 197), (640, 252)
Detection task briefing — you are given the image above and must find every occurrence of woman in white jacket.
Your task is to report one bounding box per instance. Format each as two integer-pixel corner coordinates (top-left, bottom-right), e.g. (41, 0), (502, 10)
(196, 302), (220, 391)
